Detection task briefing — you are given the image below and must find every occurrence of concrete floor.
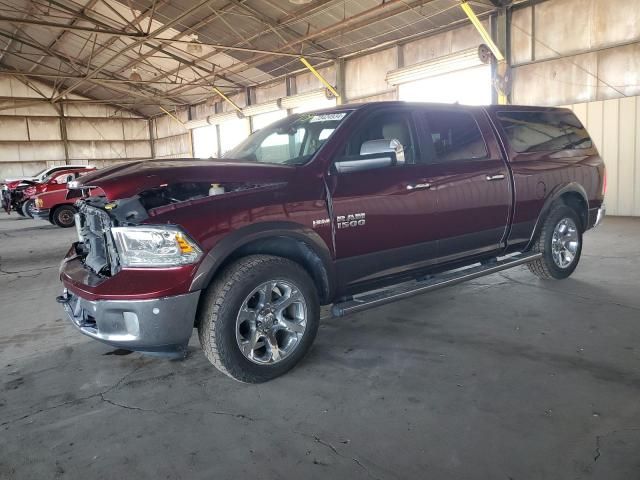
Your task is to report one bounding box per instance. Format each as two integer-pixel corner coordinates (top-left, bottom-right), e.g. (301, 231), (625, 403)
(1, 214), (639, 480)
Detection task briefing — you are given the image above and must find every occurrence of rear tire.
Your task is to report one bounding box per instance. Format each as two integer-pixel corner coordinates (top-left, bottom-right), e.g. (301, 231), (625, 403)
(197, 255), (320, 383)
(52, 205), (77, 228)
(21, 199), (35, 218)
(527, 203), (583, 280)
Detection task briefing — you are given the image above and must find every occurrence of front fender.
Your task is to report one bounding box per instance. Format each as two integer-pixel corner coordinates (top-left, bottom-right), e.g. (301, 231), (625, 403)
(189, 221), (336, 302)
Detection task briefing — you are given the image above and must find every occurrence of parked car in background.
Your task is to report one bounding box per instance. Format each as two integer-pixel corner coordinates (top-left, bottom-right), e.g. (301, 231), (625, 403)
(18, 167), (96, 218)
(32, 189), (79, 228)
(3, 164), (91, 186)
(2, 164), (92, 216)
(57, 102), (605, 383)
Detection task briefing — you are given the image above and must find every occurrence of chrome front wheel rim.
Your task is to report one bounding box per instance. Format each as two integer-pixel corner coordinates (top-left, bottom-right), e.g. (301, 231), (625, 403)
(551, 217), (579, 269)
(235, 280), (307, 365)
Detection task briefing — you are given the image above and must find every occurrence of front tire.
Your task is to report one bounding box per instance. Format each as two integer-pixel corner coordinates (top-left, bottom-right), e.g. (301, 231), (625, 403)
(528, 203), (583, 280)
(52, 205), (77, 228)
(15, 204), (26, 216)
(21, 199), (35, 218)
(197, 255), (320, 383)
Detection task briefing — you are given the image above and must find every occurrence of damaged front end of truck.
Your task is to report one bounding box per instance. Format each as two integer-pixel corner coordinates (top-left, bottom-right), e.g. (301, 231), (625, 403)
(57, 159), (294, 356)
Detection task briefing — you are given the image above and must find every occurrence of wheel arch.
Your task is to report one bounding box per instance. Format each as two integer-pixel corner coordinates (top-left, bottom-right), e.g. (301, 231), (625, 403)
(526, 182), (589, 251)
(190, 222), (336, 305)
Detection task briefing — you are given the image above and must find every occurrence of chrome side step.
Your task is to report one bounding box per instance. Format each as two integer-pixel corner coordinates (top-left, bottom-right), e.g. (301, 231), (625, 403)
(331, 252), (542, 318)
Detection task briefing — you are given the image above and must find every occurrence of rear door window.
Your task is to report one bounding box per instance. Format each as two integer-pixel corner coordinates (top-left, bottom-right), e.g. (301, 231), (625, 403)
(423, 110), (488, 162)
(496, 110), (593, 153)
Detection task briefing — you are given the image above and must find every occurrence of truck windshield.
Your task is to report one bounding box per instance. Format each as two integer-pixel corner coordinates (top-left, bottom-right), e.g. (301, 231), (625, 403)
(224, 111), (351, 165)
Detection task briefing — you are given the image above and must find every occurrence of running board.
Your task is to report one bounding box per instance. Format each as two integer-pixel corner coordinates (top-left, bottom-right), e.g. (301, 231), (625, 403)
(331, 252), (542, 318)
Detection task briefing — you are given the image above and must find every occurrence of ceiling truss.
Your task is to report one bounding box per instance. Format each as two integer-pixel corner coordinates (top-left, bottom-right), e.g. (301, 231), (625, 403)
(0, 0), (501, 117)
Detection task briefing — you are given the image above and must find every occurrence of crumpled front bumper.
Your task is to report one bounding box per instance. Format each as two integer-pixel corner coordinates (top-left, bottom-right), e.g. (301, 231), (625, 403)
(59, 288), (200, 356)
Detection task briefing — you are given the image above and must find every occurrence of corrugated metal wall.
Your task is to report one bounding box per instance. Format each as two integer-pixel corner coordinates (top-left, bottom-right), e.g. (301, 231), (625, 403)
(566, 96), (640, 216)
(0, 76), (151, 178)
(151, 108), (191, 159)
(510, 0), (640, 105)
(510, 0), (640, 216)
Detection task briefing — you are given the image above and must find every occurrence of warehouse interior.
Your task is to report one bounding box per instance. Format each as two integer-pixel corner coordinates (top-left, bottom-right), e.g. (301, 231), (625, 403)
(1, 0), (639, 478)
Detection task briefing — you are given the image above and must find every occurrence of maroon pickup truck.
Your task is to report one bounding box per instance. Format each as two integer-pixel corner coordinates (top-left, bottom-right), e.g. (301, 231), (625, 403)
(57, 102), (605, 383)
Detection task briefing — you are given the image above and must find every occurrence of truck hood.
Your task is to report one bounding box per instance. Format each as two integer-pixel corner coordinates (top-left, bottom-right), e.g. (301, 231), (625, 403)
(74, 158), (295, 200)
(4, 178), (37, 190)
(5, 176), (36, 184)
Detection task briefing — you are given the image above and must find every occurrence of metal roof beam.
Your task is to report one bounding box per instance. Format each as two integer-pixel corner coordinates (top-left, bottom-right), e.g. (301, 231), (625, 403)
(146, 0), (341, 91)
(165, 0), (441, 97)
(43, 0), (142, 34)
(100, 5), (251, 89)
(0, 70), (232, 87)
(52, 0), (218, 101)
(0, 27), (186, 108)
(0, 16), (146, 37)
(225, 0), (336, 58)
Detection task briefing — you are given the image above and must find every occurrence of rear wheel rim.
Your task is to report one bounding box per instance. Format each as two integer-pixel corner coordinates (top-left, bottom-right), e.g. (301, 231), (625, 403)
(235, 280), (307, 365)
(551, 217), (579, 269)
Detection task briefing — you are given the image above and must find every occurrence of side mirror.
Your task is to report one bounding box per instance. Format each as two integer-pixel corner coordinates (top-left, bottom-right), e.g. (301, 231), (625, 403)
(334, 139), (405, 174)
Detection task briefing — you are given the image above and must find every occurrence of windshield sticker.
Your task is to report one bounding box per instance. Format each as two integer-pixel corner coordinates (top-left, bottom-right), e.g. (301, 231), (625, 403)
(309, 113), (347, 123)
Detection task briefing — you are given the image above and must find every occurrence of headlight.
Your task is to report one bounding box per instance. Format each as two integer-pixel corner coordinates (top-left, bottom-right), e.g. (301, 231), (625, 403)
(111, 226), (202, 267)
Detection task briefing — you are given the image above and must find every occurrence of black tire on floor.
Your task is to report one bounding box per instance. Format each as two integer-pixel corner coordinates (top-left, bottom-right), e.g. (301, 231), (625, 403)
(52, 205), (77, 228)
(197, 255), (320, 383)
(21, 199), (35, 218)
(15, 204), (26, 216)
(527, 203), (583, 280)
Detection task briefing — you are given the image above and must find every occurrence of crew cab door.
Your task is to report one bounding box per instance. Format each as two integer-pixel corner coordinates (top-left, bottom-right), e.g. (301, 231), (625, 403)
(327, 107), (440, 290)
(416, 106), (511, 261)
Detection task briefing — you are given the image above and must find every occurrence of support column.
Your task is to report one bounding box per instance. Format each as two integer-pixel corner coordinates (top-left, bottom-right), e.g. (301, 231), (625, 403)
(148, 119), (155, 159)
(58, 104), (70, 165)
(335, 58), (346, 105)
(285, 75), (295, 115)
(493, 6), (511, 104)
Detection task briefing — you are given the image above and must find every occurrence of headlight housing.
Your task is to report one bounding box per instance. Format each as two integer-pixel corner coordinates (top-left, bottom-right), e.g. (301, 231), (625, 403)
(111, 225), (202, 267)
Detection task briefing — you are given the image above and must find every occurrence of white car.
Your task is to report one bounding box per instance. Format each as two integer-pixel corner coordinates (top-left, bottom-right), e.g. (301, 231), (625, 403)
(3, 165), (92, 188)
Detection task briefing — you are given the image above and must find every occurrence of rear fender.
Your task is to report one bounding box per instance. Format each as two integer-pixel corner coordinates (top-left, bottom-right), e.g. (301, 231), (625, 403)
(525, 182), (588, 251)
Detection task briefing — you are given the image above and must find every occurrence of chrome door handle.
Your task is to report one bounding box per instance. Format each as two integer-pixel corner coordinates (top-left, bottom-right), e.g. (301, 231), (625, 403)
(486, 174), (505, 181)
(406, 183), (431, 191)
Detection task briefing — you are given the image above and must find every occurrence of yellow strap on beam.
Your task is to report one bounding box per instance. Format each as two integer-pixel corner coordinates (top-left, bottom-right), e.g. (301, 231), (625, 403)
(299, 57), (340, 98)
(159, 106), (185, 127)
(459, 1), (505, 62)
(212, 87), (243, 113)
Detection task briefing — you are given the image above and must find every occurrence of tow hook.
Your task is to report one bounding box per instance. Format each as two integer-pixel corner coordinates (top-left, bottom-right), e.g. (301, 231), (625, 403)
(56, 289), (71, 304)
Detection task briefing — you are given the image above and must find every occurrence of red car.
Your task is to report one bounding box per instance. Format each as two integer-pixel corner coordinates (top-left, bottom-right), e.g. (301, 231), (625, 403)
(58, 102), (605, 382)
(32, 189), (79, 228)
(20, 167), (95, 218)
(2, 164), (91, 216)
